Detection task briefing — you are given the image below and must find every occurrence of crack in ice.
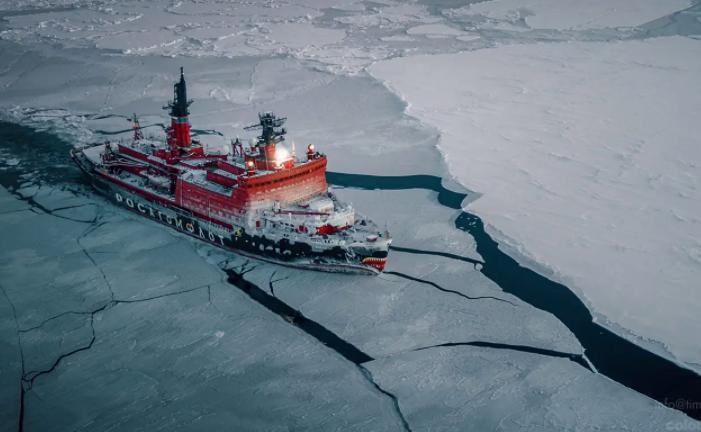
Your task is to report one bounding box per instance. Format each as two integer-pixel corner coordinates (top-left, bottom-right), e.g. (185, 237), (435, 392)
(8, 187), (97, 224)
(223, 267), (413, 431)
(384, 270), (515, 305)
(267, 270), (290, 298)
(21, 283), (211, 386)
(16, 283), (211, 430)
(0, 284), (25, 432)
(390, 244), (485, 268)
(76, 219), (115, 301)
(358, 365), (412, 432)
(411, 341), (592, 371)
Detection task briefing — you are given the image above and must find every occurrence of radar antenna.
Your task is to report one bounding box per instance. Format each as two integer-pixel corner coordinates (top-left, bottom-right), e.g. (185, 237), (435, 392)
(244, 112), (287, 146)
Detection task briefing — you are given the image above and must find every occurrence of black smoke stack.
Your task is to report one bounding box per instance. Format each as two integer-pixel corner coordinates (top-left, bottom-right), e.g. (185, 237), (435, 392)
(169, 67), (191, 118)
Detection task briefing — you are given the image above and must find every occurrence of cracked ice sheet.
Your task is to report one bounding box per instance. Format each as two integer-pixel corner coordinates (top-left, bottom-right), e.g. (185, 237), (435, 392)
(364, 346), (690, 431)
(0, 45), (257, 114)
(0, 186), (403, 431)
(450, 0), (691, 30)
(0, 281), (22, 431)
(245, 254), (580, 358)
(369, 36), (701, 370)
(21, 312), (94, 374)
(0, 210), (109, 328)
(0, 0), (442, 74)
(29, 186), (93, 212)
(0, 187), (221, 328)
(0, 184), (29, 213)
(23, 285), (403, 431)
(236, 188), (582, 358)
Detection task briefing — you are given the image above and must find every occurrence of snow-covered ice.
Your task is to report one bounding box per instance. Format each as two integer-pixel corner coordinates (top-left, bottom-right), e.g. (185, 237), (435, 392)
(450, 0), (692, 30)
(407, 23), (468, 37)
(370, 36), (701, 369)
(366, 346), (689, 431)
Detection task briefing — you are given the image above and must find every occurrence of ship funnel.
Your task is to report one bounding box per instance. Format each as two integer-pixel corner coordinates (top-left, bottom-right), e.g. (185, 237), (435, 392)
(169, 66), (192, 118)
(165, 67), (193, 150)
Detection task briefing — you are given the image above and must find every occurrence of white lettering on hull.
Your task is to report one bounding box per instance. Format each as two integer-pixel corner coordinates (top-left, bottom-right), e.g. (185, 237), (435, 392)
(113, 191), (226, 246)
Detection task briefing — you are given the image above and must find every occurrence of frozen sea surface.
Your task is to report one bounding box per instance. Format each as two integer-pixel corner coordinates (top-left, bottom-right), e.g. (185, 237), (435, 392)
(0, 119), (696, 429)
(1, 0), (700, 429)
(370, 35), (701, 370)
(0, 190), (406, 432)
(451, 0), (691, 30)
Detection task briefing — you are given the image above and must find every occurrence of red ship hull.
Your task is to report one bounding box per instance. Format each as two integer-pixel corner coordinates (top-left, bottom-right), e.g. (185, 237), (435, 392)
(72, 147), (389, 274)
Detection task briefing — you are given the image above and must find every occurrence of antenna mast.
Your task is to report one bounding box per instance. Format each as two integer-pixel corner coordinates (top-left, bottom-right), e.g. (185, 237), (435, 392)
(243, 112), (287, 146)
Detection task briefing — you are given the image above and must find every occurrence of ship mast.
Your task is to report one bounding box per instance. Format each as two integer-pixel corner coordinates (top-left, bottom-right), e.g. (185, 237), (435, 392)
(244, 112), (287, 146)
(244, 112), (287, 170)
(128, 113), (143, 142)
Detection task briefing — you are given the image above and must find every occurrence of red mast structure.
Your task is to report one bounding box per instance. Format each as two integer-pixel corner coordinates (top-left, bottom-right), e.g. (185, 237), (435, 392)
(163, 67), (201, 160)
